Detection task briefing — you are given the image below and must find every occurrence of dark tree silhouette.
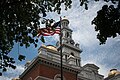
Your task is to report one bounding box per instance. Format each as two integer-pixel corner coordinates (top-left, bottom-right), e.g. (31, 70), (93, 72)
(92, 0), (120, 44)
(0, 0), (73, 76)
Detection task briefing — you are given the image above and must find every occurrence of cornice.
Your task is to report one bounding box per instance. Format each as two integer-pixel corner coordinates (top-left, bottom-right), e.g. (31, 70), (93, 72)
(38, 56), (80, 73)
(61, 27), (73, 32)
(19, 56), (80, 78)
(62, 43), (82, 53)
(83, 64), (99, 70)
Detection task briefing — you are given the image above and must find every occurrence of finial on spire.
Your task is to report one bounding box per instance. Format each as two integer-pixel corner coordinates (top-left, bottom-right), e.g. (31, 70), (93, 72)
(62, 16), (68, 20)
(61, 16), (69, 28)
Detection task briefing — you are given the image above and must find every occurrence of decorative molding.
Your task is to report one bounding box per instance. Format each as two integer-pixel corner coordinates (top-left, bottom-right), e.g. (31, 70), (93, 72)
(34, 76), (53, 80)
(38, 56), (80, 73)
(54, 74), (66, 80)
(62, 43), (82, 53)
(19, 56), (79, 79)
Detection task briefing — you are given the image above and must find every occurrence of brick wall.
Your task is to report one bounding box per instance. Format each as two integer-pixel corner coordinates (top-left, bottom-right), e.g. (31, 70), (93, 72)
(39, 64), (77, 80)
(21, 63), (77, 80)
(21, 63), (39, 80)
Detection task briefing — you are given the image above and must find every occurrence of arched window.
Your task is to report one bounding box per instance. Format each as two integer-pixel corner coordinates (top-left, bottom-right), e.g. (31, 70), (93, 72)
(66, 32), (69, 38)
(54, 74), (66, 80)
(27, 77), (32, 80)
(71, 52), (74, 56)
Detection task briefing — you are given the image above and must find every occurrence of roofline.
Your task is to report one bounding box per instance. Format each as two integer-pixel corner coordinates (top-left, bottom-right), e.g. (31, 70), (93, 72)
(83, 64), (99, 70)
(62, 43), (82, 53)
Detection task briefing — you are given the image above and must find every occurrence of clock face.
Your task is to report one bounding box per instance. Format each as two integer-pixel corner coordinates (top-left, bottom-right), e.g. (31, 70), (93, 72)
(70, 40), (74, 45)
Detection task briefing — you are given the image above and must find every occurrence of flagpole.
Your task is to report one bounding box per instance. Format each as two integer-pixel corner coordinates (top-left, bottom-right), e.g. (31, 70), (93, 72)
(60, 17), (63, 80)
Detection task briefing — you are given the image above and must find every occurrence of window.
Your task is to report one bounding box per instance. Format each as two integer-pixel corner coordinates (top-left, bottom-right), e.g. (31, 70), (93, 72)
(55, 77), (61, 80)
(27, 77), (32, 80)
(78, 59), (80, 66)
(65, 55), (67, 62)
(54, 74), (66, 80)
(40, 49), (47, 55)
(47, 52), (53, 59)
(71, 52), (74, 56)
(66, 32), (69, 38)
(35, 76), (52, 80)
(76, 59), (78, 66)
(64, 22), (66, 27)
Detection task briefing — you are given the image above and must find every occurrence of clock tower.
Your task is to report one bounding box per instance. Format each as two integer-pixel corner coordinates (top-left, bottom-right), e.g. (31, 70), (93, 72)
(56, 17), (82, 68)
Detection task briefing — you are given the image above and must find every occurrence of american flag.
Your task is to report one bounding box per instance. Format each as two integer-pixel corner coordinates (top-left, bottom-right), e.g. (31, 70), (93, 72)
(37, 27), (60, 36)
(37, 21), (60, 36)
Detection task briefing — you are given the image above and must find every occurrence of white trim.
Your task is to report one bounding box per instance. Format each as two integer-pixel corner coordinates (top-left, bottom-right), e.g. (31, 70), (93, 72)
(27, 77), (32, 80)
(34, 76), (53, 80)
(54, 74), (66, 80)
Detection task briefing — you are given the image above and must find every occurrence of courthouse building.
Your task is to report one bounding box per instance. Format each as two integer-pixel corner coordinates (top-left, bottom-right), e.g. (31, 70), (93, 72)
(13, 17), (116, 80)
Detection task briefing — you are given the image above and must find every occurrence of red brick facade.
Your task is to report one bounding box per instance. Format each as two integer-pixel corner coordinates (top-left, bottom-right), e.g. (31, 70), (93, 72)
(20, 58), (78, 80)
(39, 64), (77, 80)
(20, 63), (40, 80)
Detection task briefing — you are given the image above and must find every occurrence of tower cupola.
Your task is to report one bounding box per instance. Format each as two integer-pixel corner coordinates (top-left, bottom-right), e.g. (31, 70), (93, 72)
(61, 16), (69, 29)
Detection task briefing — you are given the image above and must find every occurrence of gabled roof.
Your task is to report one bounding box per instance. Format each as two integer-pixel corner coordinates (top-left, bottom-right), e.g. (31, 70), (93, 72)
(83, 64), (99, 70)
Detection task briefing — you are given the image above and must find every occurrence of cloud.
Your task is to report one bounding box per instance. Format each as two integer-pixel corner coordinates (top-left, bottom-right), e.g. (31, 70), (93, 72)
(0, 65), (24, 80)
(81, 38), (120, 77)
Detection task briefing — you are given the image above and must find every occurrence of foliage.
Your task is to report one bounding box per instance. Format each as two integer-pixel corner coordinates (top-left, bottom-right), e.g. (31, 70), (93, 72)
(0, 0), (120, 76)
(0, 0), (72, 76)
(92, 0), (120, 44)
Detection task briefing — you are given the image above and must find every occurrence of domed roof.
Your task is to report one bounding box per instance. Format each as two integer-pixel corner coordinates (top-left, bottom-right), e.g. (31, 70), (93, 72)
(12, 78), (20, 80)
(62, 16), (69, 23)
(108, 69), (120, 77)
(46, 45), (58, 51)
(26, 61), (31, 64)
(115, 71), (120, 76)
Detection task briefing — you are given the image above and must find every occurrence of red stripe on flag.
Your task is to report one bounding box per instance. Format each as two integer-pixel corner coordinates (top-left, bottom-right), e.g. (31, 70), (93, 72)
(37, 27), (60, 37)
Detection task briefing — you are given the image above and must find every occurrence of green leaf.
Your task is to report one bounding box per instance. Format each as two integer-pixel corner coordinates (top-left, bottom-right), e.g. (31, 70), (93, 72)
(10, 65), (16, 69)
(0, 72), (2, 76)
(35, 39), (38, 42)
(18, 55), (26, 61)
(40, 36), (45, 43)
(85, 3), (88, 10)
(80, 2), (84, 6)
(11, 60), (15, 64)
(3, 68), (7, 72)
(3, 55), (9, 60)
(20, 43), (23, 46)
(25, 43), (30, 48)
(35, 44), (37, 48)
(43, 12), (47, 17)
(0, 66), (2, 69)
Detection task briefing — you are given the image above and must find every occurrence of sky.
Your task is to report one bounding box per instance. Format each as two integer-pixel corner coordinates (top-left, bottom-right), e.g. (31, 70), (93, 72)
(0, 0), (120, 80)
